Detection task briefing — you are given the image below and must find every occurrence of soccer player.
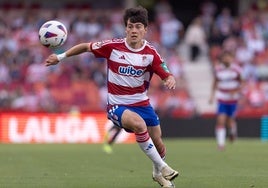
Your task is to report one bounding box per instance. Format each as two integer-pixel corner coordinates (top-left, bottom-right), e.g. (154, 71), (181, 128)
(103, 68), (153, 154)
(45, 6), (179, 188)
(209, 51), (243, 151)
(102, 123), (122, 154)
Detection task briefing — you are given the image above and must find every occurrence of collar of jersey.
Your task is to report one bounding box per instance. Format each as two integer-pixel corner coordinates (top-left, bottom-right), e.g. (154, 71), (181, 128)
(124, 38), (147, 52)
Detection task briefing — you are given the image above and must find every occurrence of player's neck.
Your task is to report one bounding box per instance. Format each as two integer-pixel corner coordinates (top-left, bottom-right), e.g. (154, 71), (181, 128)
(126, 39), (144, 49)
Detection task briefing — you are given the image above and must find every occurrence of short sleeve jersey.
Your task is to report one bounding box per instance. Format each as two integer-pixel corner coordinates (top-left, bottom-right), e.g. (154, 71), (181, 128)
(214, 63), (242, 103)
(90, 38), (171, 106)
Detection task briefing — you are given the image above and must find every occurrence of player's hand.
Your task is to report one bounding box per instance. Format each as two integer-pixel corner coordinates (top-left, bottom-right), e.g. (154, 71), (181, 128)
(163, 75), (176, 90)
(45, 54), (60, 66)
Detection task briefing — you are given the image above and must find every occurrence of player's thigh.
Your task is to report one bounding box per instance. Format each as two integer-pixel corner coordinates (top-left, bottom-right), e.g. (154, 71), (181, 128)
(216, 114), (228, 125)
(121, 109), (147, 132)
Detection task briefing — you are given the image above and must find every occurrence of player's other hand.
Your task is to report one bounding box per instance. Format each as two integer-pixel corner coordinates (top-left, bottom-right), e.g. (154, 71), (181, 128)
(163, 75), (176, 90)
(45, 54), (59, 66)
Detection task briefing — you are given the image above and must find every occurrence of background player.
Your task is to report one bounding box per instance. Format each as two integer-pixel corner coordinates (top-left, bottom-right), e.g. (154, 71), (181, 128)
(103, 124), (122, 154)
(45, 6), (179, 188)
(209, 51), (243, 151)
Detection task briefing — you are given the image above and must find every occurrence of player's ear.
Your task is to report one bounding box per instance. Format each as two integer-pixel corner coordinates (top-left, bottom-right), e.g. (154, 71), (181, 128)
(144, 26), (148, 33)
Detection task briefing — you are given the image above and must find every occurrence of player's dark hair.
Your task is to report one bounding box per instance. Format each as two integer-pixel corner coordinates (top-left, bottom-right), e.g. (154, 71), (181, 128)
(123, 6), (148, 27)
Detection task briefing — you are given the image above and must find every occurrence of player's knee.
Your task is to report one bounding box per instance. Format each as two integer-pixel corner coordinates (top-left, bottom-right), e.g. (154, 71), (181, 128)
(121, 110), (147, 133)
(123, 116), (146, 133)
(130, 120), (147, 133)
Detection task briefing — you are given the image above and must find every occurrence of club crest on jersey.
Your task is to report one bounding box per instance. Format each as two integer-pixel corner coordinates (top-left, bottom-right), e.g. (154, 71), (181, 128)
(118, 66), (144, 76)
(142, 56), (147, 61)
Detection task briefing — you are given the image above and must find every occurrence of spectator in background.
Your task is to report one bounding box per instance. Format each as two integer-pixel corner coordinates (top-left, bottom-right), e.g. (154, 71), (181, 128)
(242, 59), (258, 82)
(235, 37), (258, 81)
(110, 9), (125, 38)
(245, 81), (266, 108)
(25, 60), (48, 84)
(215, 7), (233, 39)
(259, 9), (268, 46)
(158, 12), (184, 49)
(245, 29), (266, 55)
(11, 86), (40, 112)
(235, 37), (254, 66)
(0, 58), (10, 84)
(208, 25), (226, 63)
(155, 0), (184, 49)
(200, 0), (217, 36)
(184, 16), (207, 62)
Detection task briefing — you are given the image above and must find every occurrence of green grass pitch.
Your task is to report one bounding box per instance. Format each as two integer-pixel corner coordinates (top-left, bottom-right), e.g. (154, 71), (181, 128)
(0, 139), (267, 188)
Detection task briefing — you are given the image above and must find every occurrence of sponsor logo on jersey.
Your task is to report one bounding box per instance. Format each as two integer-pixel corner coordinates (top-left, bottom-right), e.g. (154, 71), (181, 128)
(118, 66), (144, 76)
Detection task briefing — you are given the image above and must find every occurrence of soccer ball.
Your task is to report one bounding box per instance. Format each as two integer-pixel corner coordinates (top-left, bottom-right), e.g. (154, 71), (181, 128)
(39, 20), (67, 48)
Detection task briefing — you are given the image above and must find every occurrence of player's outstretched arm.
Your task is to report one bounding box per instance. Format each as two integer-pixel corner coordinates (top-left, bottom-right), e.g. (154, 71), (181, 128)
(45, 43), (91, 66)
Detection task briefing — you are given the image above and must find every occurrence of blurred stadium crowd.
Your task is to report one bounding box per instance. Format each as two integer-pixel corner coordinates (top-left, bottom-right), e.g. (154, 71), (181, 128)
(0, 0), (267, 117)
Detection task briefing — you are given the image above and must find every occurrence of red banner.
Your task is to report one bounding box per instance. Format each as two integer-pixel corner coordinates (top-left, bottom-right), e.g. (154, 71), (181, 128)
(0, 113), (135, 144)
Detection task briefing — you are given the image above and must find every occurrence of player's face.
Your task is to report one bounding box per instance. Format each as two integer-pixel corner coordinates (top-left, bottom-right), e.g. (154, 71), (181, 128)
(222, 54), (233, 67)
(125, 20), (147, 49)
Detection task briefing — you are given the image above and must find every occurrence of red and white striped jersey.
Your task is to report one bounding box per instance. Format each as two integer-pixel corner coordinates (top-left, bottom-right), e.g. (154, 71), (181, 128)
(90, 38), (171, 106)
(214, 63), (242, 103)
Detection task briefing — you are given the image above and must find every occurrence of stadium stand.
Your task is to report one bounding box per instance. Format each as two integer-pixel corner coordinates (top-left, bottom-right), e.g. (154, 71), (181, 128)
(0, 1), (195, 117)
(0, 0), (267, 117)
